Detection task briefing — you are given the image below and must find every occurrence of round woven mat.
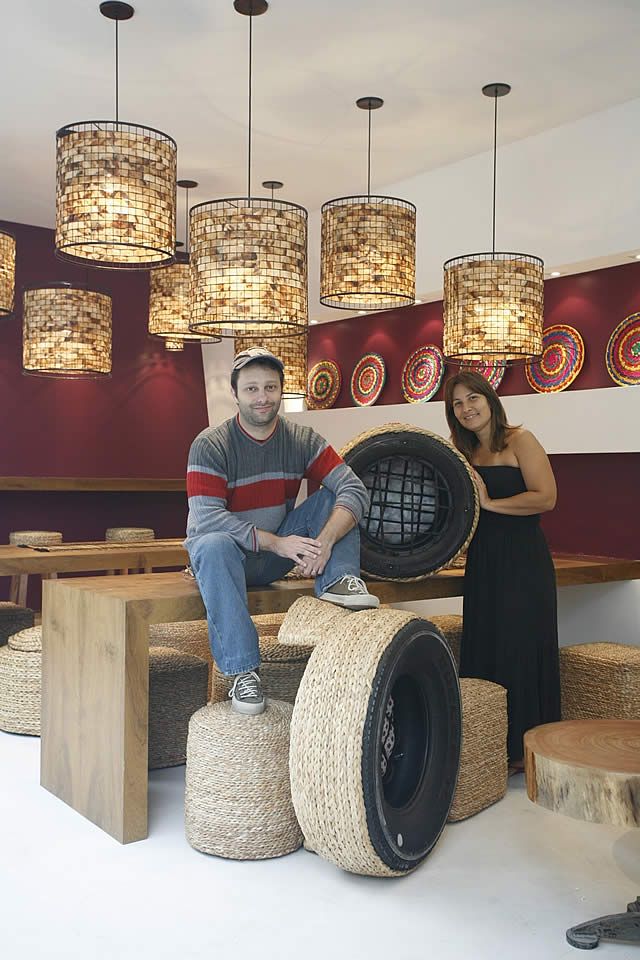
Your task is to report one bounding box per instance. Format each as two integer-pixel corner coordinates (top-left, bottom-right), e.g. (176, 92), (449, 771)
(105, 527), (155, 542)
(350, 353), (386, 406)
(460, 358), (506, 390)
(307, 359), (342, 409)
(185, 699), (302, 860)
(525, 324), (584, 393)
(606, 312), (640, 386)
(401, 345), (444, 403)
(0, 644), (41, 736)
(9, 530), (63, 546)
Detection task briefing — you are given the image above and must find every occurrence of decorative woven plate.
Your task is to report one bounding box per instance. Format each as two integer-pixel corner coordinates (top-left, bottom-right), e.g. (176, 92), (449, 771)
(460, 358), (506, 391)
(350, 353), (386, 406)
(401, 345), (445, 402)
(307, 360), (342, 409)
(606, 312), (640, 386)
(525, 324), (585, 393)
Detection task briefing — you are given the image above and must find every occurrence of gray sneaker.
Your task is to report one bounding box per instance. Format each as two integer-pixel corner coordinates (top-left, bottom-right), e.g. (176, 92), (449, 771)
(228, 671), (266, 715)
(319, 575), (380, 610)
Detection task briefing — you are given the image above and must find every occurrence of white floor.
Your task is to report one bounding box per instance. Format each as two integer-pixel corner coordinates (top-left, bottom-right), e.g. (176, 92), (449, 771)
(1, 732), (638, 960)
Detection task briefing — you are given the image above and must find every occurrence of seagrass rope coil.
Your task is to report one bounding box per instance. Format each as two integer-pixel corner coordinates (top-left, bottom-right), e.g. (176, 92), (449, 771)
(560, 643), (640, 721)
(210, 634), (313, 705)
(105, 527), (155, 542)
(9, 531), (63, 546)
(0, 626), (42, 735)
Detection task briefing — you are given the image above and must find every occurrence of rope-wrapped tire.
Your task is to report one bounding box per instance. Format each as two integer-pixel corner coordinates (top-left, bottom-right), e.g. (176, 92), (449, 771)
(340, 423), (479, 581)
(288, 599), (461, 877)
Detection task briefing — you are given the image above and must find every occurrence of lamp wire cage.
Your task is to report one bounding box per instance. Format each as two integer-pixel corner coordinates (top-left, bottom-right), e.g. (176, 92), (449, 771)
(56, 120), (177, 270)
(320, 194), (416, 311)
(188, 197), (308, 338)
(22, 282), (112, 378)
(0, 230), (16, 317)
(234, 332), (307, 398)
(443, 252), (544, 361)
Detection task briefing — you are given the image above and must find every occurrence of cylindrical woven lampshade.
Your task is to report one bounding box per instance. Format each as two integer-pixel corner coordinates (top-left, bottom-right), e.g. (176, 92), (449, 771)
(234, 332), (307, 398)
(0, 230), (16, 317)
(22, 283), (112, 378)
(443, 252), (544, 361)
(55, 121), (177, 269)
(188, 197), (308, 338)
(164, 338), (184, 351)
(320, 195), (416, 311)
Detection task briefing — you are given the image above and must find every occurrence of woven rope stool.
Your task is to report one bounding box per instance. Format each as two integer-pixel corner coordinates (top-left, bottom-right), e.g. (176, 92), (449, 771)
(8, 530), (63, 607)
(185, 699), (302, 859)
(447, 678), (508, 821)
(105, 527), (155, 574)
(0, 602), (35, 647)
(252, 612), (287, 637)
(287, 597), (461, 877)
(560, 642), (640, 721)
(0, 626), (42, 735)
(429, 615), (463, 670)
(148, 646), (209, 769)
(150, 621), (213, 694)
(211, 634), (313, 705)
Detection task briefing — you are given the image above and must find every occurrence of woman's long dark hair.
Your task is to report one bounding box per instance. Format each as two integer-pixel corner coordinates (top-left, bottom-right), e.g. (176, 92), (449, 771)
(444, 370), (516, 463)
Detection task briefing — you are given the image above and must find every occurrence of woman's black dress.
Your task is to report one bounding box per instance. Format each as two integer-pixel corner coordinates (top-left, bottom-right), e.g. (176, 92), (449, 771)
(460, 466), (561, 762)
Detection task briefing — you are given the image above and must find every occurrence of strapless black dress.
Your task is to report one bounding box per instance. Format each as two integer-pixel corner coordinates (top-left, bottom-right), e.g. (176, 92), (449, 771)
(460, 466), (561, 761)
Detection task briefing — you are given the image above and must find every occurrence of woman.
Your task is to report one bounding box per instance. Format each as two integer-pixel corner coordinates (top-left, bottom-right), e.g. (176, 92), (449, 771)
(444, 370), (561, 770)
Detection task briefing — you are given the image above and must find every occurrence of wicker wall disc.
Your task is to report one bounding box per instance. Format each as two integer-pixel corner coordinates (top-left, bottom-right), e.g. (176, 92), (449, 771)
(350, 353), (386, 406)
(460, 358), (506, 390)
(606, 312), (640, 386)
(525, 324), (585, 393)
(401, 345), (444, 403)
(307, 360), (341, 409)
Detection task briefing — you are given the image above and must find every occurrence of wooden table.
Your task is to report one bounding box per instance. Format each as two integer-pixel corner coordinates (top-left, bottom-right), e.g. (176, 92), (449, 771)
(0, 538), (187, 578)
(40, 555), (640, 845)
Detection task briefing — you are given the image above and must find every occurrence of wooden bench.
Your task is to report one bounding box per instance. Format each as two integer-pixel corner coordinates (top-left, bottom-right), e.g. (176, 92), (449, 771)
(40, 556), (640, 844)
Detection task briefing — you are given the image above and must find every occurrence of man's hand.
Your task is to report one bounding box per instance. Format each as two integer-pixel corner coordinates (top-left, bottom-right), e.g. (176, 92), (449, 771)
(298, 539), (332, 578)
(269, 533), (323, 565)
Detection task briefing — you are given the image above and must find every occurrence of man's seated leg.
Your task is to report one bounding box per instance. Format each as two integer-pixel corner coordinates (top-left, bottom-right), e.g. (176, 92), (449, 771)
(186, 532), (265, 714)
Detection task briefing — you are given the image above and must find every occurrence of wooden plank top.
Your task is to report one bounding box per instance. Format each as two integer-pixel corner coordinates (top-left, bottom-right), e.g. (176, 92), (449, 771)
(0, 539), (187, 575)
(0, 477), (185, 492)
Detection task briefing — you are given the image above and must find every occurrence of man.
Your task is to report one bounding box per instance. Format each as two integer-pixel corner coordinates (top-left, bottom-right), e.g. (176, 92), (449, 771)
(185, 346), (379, 716)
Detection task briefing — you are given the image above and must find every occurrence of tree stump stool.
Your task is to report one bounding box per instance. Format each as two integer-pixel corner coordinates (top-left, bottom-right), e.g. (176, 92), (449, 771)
(185, 699), (302, 859)
(0, 602), (35, 647)
(560, 642), (640, 721)
(148, 646), (208, 769)
(8, 531), (63, 607)
(525, 719), (640, 949)
(0, 626), (42, 735)
(105, 527), (155, 574)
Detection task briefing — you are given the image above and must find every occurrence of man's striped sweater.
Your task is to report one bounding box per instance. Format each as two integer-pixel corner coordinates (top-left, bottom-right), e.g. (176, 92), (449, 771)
(186, 415), (369, 552)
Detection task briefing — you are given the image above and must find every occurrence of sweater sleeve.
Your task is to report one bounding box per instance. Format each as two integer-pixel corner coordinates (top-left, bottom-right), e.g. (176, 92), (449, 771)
(186, 434), (258, 551)
(303, 431), (369, 523)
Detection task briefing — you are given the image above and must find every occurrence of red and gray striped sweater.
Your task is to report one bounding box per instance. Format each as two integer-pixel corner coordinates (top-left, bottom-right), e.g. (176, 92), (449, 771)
(186, 415), (369, 552)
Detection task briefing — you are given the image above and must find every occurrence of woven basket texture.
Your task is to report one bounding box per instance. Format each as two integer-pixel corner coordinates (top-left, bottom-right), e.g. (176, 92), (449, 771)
(252, 612), (288, 636)
(105, 527), (155, 542)
(0, 626), (42, 735)
(210, 634), (313, 705)
(185, 699), (302, 859)
(9, 531), (63, 546)
(150, 621), (212, 694)
(429, 615), (463, 670)
(148, 646), (209, 769)
(289, 599), (422, 877)
(560, 642), (640, 721)
(447, 678), (508, 822)
(0, 603), (35, 647)
(278, 596), (355, 647)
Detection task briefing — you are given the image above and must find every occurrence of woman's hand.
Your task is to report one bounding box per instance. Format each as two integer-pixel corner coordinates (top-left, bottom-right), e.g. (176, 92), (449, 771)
(472, 469), (492, 510)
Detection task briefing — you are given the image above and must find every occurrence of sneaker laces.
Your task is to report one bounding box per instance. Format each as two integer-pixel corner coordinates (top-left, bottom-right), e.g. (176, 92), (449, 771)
(229, 671), (261, 700)
(338, 575), (368, 595)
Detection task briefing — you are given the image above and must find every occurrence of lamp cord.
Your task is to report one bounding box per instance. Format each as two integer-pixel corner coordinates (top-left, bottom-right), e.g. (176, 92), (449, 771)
(492, 90), (498, 254)
(185, 186), (189, 254)
(247, 9), (253, 203)
(367, 107), (372, 197)
(115, 19), (119, 124)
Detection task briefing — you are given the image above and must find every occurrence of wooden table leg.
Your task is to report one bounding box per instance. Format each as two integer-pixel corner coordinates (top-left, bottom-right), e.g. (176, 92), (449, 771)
(40, 580), (150, 843)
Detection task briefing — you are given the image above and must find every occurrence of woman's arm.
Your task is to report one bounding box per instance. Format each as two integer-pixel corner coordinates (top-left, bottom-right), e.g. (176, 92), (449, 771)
(475, 430), (557, 516)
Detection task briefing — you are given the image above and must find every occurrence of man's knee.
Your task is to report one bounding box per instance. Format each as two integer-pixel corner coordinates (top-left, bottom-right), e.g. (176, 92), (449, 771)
(189, 532), (241, 564)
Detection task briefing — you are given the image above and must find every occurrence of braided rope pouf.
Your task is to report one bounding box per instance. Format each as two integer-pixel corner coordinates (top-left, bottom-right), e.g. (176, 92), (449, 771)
(9, 531), (63, 546)
(447, 678), (508, 822)
(252, 612), (288, 637)
(429, 615), (463, 670)
(149, 646), (209, 769)
(185, 699), (302, 859)
(0, 626), (42, 735)
(0, 602), (35, 647)
(288, 598), (461, 877)
(560, 643), (640, 721)
(105, 527), (155, 542)
(210, 635), (313, 705)
(150, 621), (213, 694)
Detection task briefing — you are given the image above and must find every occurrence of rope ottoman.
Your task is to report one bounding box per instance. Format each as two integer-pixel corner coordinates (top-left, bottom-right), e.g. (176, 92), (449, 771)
(185, 699), (302, 859)
(430, 614), (463, 670)
(252, 612), (287, 636)
(150, 621), (213, 694)
(0, 626), (42, 735)
(105, 527), (155, 575)
(560, 642), (640, 720)
(148, 646), (209, 769)
(0, 602), (35, 647)
(210, 634), (313, 705)
(8, 530), (63, 607)
(447, 678), (508, 821)
(287, 597), (461, 877)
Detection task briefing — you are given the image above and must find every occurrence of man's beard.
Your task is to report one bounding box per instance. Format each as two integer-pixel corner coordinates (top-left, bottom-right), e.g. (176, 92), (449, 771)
(242, 402), (279, 428)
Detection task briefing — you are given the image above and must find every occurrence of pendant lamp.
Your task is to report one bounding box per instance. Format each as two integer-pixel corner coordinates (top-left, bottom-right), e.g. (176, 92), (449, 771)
(443, 84), (543, 361)
(0, 229), (16, 317)
(188, 1), (308, 339)
(22, 283), (112, 378)
(320, 97), (416, 311)
(55, 2), (176, 269)
(164, 338), (184, 351)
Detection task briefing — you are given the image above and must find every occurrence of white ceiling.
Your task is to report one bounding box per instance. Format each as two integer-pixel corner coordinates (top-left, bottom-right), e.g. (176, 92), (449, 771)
(3, 0), (640, 240)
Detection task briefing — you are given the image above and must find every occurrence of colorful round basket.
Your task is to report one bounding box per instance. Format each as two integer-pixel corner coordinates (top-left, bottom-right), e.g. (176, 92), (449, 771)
(525, 324), (585, 393)
(350, 353), (386, 406)
(307, 360), (342, 409)
(401, 345), (445, 403)
(460, 358), (506, 391)
(606, 312), (640, 386)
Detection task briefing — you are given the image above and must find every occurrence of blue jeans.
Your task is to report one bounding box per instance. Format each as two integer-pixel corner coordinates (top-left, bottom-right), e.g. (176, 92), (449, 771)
(185, 489), (361, 676)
